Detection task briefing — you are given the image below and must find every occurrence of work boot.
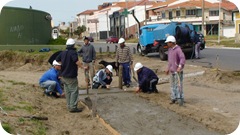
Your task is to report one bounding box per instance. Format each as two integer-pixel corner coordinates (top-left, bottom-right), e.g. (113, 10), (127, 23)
(69, 108), (83, 113)
(169, 99), (176, 104)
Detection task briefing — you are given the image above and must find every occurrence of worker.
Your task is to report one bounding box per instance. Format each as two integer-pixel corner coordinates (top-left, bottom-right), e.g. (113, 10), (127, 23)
(92, 65), (113, 89)
(39, 60), (64, 98)
(56, 38), (87, 113)
(115, 38), (133, 87)
(78, 36), (96, 89)
(165, 35), (185, 106)
(134, 62), (159, 93)
(190, 30), (201, 59)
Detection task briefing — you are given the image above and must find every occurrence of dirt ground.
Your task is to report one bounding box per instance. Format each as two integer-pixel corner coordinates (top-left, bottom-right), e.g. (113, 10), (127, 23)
(0, 52), (240, 135)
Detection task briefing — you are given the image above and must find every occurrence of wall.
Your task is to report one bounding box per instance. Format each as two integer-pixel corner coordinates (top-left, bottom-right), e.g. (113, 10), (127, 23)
(223, 26), (235, 37)
(0, 7), (52, 45)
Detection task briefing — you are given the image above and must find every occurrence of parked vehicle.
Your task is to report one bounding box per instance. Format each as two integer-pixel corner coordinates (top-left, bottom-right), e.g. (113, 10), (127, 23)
(106, 36), (119, 43)
(137, 22), (195, 60)
(85, 36), (94, 42)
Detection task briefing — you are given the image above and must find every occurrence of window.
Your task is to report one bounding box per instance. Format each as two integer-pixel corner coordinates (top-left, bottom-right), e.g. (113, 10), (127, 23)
(186, 9), (196, 16)
(169, 11), (173, 19)
(176, 10), (181, 17)
(209, 10), (219, 16)
(162, 12), (165, 19)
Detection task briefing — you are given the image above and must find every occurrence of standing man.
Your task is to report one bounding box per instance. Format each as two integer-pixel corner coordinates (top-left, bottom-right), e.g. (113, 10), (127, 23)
(116, 38), (133, 87)
(190, 31), (201, 59)
(165, 36), (186, 106)
(78, 37), (96, 88)
(56, 38), (86, 113)
(39, 60), (64, 98)
(134, 62), (159, 94)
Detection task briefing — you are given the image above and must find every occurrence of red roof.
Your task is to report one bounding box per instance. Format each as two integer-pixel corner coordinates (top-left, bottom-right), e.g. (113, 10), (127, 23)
(77, 10), (97, 16)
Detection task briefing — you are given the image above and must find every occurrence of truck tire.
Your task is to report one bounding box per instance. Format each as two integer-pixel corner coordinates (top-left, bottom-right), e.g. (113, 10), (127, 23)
(159, 46), (167, 61)
(137, 44), (145, 56)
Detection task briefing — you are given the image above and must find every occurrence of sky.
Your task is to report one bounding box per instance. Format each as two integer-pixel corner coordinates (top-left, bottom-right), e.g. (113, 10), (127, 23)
(5, 0), (119, 25)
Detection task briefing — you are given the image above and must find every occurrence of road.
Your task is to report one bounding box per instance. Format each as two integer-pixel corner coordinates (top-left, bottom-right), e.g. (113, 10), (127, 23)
(76, 41), (240, 71)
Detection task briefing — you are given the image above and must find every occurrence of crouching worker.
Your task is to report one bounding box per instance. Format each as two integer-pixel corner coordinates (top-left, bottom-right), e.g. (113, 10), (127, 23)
(134, 62), (159, 94)
(92, 65), (113, 89)
(39, 60), (64, 98)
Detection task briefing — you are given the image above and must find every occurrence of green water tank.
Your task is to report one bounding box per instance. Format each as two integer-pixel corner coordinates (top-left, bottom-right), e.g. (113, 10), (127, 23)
(0, 6), (52, 45)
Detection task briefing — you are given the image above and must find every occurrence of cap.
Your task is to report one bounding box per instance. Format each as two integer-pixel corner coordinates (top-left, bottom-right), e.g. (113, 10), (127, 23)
(52, 60), (61, 66)
(66, 38), (75, 46)
(165, 35), (176, 43)
(134, 62), (143, 71)
(118, 38), (125, 44)
(106, 65), (113, 73)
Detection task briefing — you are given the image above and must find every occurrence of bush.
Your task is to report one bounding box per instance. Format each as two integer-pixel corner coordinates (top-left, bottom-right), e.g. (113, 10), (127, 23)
(48, 36), (67, 45)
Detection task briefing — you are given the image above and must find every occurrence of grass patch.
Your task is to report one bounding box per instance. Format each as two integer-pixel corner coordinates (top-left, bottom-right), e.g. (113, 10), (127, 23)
(126, 38), (138, 43)
(32, 120), (47, 135)
(2, 123), (14, 134)
(0, 89), (3, 104)
(15, 105), (34, 113)
(0, 79), (4, 83)
(206, 40), (240, 48)
(2, 106), (16, 111)
(0, 45), (65, 51)
(7, 80), (26, 85)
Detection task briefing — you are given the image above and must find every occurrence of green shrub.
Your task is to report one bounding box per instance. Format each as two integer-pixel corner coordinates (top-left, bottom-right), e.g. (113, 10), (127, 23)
(48, 36), (67, 45)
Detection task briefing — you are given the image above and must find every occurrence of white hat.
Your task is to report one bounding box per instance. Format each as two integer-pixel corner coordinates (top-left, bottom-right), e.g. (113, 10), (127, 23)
(52, 60), (61, 66)
(118, 38), (125, 44)
(165, 35), (176, 43)
(134, 62), (143, 71)
(106, 65), (113, 73)
(66, 38), (75, 46)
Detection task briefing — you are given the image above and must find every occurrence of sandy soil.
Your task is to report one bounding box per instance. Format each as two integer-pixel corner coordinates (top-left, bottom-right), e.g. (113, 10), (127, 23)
(0, 54), (239, 134)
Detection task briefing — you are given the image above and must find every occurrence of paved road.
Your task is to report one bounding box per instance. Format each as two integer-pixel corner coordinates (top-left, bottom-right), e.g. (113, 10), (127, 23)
(77, 41), (240, 71)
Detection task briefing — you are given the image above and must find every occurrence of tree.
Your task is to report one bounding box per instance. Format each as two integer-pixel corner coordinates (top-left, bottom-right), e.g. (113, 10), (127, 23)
(74, 25), (86, 38)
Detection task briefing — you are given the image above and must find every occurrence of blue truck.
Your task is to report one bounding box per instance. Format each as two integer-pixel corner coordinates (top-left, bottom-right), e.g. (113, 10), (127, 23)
(137, 22), (195, 60)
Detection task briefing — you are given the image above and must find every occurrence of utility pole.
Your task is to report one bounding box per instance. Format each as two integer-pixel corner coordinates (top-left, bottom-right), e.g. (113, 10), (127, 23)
(145, 2), (147, 25)
(202, 0), (205, 35)
(218, 0), (221, 44)
(106, 10), (109, 38)
(126, 0), (129, 38)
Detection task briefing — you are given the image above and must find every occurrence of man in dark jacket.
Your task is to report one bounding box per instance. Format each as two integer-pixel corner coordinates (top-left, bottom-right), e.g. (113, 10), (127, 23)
(134, 62), (159, 93)
(56, 38), (86, 113)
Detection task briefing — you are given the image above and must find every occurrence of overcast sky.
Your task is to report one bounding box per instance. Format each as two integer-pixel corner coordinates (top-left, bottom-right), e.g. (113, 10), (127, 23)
(5, 0), (119, 25)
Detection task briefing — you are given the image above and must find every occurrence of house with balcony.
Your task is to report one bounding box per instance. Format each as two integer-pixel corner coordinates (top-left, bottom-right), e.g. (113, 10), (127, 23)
(146, 0), (236, 37)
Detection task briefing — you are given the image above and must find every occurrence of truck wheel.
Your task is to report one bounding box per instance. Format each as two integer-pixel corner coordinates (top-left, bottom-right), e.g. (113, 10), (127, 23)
(137, 44), (145, 56)
(159, 47), (167, 61)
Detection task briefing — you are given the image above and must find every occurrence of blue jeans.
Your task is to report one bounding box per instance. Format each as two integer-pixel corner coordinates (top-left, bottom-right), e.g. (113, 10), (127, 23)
(121, 62), (131, 85)
(39, 80), (57, 93)
(170, 71), (184, 100)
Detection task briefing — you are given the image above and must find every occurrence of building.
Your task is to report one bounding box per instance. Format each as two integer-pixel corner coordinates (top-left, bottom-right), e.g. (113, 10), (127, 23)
(146, 0), (236, 37)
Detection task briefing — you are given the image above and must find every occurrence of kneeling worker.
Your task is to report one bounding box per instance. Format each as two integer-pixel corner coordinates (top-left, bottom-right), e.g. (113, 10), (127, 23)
(92, 65), (113, 89)
(39, 60), (64, 98)
(134, 62), (159, 93)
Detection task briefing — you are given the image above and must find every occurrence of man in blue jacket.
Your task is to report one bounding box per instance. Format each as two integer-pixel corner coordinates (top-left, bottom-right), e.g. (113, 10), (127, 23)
(39, 60), (64, 98)
(134, 62), (159, 94)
